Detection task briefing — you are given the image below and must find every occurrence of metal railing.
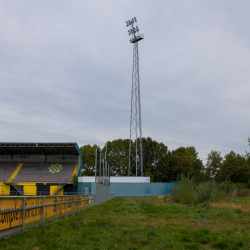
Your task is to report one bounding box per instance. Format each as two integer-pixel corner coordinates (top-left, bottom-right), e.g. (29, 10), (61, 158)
(0, 192), (115, 239)
(0, 194), (94, 239)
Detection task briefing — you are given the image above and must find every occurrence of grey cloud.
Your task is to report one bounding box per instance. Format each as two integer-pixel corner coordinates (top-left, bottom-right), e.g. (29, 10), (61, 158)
(0, 0), (250, 164)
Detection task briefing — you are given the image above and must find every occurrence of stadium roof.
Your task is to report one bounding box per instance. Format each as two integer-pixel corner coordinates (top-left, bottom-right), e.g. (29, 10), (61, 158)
(0, 143), (82, 156)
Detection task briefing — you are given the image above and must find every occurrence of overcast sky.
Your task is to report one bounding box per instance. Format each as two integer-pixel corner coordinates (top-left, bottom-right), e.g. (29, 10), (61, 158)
(0, 0), (250, 163)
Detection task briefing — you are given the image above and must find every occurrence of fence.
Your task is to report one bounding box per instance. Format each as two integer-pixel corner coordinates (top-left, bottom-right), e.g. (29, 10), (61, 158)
(95, 183), (110, 205)
(0, 194), (100, 239)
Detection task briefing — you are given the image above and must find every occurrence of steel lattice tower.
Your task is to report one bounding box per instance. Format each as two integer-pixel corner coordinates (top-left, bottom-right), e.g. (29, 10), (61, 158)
(126, 17), (144, 177)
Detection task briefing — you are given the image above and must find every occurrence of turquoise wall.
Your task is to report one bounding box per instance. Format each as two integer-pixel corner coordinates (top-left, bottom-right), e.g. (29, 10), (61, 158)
(110, 183), (178, 197)
(76, 182), (178, 197)
(75, 182), (96, 194)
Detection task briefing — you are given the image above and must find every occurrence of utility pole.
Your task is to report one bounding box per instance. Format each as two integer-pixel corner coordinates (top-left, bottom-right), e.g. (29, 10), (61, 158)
(126, 17), (144, 177)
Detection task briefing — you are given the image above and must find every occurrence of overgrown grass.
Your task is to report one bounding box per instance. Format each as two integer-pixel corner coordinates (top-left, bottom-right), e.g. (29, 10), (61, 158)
(1, 196), (250, 249)
(171, 175), (249, 205)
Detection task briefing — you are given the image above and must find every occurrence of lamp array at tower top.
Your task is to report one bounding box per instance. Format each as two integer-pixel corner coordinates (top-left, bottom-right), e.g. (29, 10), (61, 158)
(126, 17), (144, 43)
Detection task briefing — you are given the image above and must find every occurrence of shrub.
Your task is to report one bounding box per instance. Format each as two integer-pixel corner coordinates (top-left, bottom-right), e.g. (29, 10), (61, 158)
(171, 174), (196, 204)
(171, 175), (226, 205)
(231, 187), (249, 198)
(194, 182), (224, 203)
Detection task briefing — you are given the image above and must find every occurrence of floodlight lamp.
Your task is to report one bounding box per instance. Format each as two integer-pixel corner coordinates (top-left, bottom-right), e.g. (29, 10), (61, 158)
(126, 21), (129, 27)
(134, 17), (137, 22)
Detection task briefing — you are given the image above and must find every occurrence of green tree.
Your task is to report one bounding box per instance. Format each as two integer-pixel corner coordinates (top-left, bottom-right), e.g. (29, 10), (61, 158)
(186, 146), (198, 159)
(205, 150), (223, 181)
(215, 151), (250, 183)
(80, 144), (100, 176)
(170, 147), (204, 182)
(102, 137), (168, 179)
(141, 137), (168, 180)
(103, 139), (130, 176)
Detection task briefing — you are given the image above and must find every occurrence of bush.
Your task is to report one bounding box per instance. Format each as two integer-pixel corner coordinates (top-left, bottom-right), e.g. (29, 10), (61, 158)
(171, 174), (196, 204)
(231, 187), (249, 198)
(171, 175), (226, 205)
(194, 182), (224, 203)
(194, 182), (212, 203)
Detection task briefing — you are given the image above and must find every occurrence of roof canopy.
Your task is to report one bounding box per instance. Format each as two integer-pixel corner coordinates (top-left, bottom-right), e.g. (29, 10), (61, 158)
(0, 143), (82, 156)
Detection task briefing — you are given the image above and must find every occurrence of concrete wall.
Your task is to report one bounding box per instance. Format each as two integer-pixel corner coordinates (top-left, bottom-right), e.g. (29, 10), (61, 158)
(76, 182), (178, 197)
(78, 176), (150, 183)
(110, 183), (178, 197)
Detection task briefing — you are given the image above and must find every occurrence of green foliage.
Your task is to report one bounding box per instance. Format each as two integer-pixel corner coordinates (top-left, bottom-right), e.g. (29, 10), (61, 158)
(103, 139), (130, 176)
(172, 175), (225, 204)
(80, 144), (100, 176)
(215, 151), (250, 183)
(72, 174), (78, 187)
(205, 150), (223, 181)
(194, 182), (224, 203)
(171, 174), (196, 204)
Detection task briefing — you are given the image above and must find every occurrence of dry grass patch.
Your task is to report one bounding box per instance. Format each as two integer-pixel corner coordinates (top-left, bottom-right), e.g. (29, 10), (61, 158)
(209, 198), (250, 214)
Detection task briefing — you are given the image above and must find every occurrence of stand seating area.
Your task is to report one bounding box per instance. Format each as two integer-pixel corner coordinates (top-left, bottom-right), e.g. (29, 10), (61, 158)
(0, 163), (17, 183)
(0, 162), (77, 183)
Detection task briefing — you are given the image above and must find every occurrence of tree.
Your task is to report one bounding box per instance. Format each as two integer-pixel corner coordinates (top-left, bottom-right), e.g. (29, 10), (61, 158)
(80, 144), (100, 176)
(103, 139), (130, 176)
(186, 146), (198, 159)
(215, 151), (250, 183)
(157, 146), (204, 182)
(141, 137), (168, 179)
(248, 137), (250, 146)
(205, 150), (223, 181)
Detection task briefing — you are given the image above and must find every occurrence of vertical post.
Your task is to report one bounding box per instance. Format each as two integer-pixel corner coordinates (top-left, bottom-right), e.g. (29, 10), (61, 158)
(42, 196), (45, 226)
(65, 196), (67, 218)
(73, 195), (75, 216)
(99, 154), (102, 181)
(108, 163), (110, 187)
(103, 156), (105, 185)
(79, 195), (81, 213)
(22, 197), (26, 232)
(95, 147), (97, 182)
(84, 195), (85, 210)
(56, 196), (58, 222)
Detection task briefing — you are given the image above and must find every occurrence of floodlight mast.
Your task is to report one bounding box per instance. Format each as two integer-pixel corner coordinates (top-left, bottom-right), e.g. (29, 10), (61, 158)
(126, 17), (144, 177)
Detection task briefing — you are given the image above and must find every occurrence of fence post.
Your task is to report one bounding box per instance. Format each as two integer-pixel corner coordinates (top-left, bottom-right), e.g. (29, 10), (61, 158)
(84, 195), (85, 210)
(65, 196), (67, 218)
(73, 195), (75, 216)
(79, 196), (81, 213)
(42, 196), (45, 226)
(56, 196), (58, 222)
(22, 197), (26, 232)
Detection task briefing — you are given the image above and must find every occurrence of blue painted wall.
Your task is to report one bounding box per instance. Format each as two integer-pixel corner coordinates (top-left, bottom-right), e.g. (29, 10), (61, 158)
(75, 182), (96, 194)
(76, 182), (178, 197)
(110, 183), (178, 197)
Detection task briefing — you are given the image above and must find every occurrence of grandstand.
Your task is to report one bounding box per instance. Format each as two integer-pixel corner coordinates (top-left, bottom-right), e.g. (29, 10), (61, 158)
(0, 143), (82, 196)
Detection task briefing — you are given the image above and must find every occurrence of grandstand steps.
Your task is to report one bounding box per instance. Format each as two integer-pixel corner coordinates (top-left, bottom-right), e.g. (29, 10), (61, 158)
(71, 164), (79, 183)
(10, 183), (23, 195)
(53, 180), (67, 195)
(7, 163), (23, 183)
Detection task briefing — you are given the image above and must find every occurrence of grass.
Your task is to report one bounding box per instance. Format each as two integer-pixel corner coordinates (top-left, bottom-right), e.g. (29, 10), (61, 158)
(1, 196), (250, 249)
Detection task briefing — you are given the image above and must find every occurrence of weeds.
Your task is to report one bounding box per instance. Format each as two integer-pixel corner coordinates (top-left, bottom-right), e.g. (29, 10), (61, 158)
(1, 197), (250, 249)
(172, 175), (250, 206)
